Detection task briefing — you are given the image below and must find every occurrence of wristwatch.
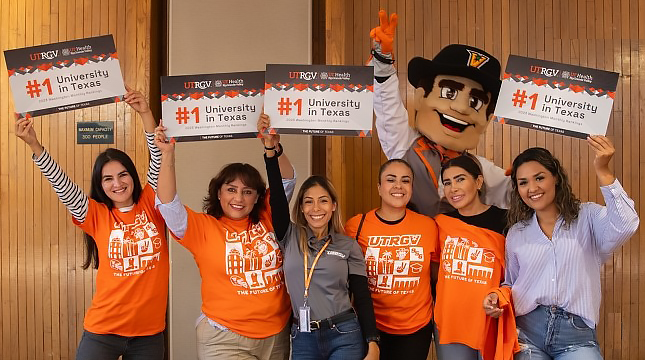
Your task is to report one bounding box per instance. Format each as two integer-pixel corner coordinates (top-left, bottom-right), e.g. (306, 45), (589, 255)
(366, 335), (380, 345)
(274, 143), (284, 157)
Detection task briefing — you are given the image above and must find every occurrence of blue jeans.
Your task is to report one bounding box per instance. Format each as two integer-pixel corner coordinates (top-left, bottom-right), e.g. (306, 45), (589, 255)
(433, 325), (482, 360)
(515, 306), (603, 360)
(76, 330), (165, 360)
(290, 317), (365, 360)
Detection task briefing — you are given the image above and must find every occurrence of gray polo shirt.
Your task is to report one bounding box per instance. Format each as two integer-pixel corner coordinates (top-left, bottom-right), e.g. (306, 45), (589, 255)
(280, 224), (367, 321)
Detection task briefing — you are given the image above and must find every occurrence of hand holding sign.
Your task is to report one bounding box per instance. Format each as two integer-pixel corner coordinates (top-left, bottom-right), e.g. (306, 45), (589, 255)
(257, 113), (280, 149)
(15, 118), (44, 156)
(153, 122), (175, 155)
(124, 85), (151, 115)
(587, 135), (616, 186)
(124, 85), (157, 133)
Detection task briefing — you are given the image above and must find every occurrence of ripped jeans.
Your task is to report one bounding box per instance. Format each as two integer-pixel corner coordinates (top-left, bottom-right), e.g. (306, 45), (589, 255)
(515, 305), (603, 360)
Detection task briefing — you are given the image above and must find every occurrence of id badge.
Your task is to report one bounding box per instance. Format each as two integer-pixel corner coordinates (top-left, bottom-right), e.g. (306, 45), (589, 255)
(299, 305), (311, 332)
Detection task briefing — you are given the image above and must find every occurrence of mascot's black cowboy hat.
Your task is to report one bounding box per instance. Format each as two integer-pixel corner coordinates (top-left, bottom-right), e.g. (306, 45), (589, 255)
(408, 44), (502, 96)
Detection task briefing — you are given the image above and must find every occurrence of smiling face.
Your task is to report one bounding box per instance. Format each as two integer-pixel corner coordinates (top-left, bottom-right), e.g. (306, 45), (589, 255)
(442, 165), (483, 210)
(414, 75), (493, 151)
(101, 160), (135, 208)
(217, 178), (260, 220)
(378, 162), (413, 210)
(302, 185), (337, 236)
(515, 161), (558, 214)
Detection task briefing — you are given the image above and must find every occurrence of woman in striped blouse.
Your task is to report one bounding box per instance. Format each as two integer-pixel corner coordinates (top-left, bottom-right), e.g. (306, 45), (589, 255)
(14, 89), (169, 360)
(485, 136), (639, 359)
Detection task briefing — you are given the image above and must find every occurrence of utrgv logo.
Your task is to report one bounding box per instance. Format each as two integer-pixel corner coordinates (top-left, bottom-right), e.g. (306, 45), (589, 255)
(30, 50), (59, 61)
(530, 65), (560, 77)
(184, 81), (212, 90)
(289, 71), (318, 80)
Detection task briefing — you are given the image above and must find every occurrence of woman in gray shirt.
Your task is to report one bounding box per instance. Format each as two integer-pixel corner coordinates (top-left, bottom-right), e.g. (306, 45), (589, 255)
(259, 115), (379, 360)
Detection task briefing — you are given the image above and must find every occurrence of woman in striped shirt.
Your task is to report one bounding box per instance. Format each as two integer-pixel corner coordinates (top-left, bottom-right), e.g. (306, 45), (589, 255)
(485, 136), (639, 359)
(14, 89), (169, 360)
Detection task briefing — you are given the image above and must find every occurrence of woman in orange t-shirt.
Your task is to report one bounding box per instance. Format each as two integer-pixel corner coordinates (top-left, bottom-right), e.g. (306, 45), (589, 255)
(154, 117), (294, 360)
(433, 154), (509, 360)
(345, 159), (439, 360)
(15, 89), (169, 360)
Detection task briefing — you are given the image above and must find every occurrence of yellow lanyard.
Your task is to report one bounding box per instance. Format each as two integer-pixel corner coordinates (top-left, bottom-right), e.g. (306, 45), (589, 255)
(303, 238), (332, 301)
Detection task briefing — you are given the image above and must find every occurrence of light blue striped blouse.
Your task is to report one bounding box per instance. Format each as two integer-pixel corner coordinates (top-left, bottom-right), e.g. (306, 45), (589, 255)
(503, 179), (639, 328)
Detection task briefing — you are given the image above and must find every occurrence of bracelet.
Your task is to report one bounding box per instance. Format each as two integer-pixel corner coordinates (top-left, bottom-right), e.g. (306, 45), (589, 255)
(264, 145), (276, 151)
(371, 49), (395, 64)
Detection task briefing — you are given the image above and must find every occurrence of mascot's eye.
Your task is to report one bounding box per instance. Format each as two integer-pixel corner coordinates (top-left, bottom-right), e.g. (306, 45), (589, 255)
(440, 87), (458, 100)
(470, 96), (484, 111)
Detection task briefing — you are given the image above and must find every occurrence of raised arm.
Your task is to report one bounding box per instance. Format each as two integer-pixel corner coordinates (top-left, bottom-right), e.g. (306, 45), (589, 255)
(153, 125), (189, 239)
(586, 135), (640, 258)
(370, 10), (417, 159)
(15, 118), (89, 222)
(124, 86), (161, 190)
(258, 114), (291, 241)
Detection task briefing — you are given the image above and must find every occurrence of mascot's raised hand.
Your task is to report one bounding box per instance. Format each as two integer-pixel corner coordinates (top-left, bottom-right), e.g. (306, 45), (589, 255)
(368, 10), (398, 77)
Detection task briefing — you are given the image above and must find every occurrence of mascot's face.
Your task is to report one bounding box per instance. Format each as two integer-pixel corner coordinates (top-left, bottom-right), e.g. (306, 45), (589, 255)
(414, 74), (493, 152)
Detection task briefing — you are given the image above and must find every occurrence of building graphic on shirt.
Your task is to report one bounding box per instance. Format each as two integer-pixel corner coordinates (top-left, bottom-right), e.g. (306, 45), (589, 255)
(224, 222), (285, 293)
(365, 234), (424, 293)
(107, 211), (163, 276)
(442, 235), (495, 284)
(227, 249), (244, 274)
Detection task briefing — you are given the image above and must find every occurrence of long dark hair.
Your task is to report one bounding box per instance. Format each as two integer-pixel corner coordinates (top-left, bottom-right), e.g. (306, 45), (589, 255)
(84, 148), (143, 269)
(293, 175), (343, 254)
(508, 147), (580, 227)
(202, 163), (266, 224)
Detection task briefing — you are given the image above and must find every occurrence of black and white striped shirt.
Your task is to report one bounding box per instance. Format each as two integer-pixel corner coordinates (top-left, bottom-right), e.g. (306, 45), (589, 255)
(33, 132), (161, 223)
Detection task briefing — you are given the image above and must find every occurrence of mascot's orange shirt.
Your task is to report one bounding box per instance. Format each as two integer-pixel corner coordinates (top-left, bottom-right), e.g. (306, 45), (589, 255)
(177, 197), (291, 338)
(74, 184), (169, 336)
(433, 213), (506, 350)
(346, 209), (438, 334)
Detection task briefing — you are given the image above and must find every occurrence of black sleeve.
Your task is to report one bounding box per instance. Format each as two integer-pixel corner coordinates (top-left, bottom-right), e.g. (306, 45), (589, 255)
(430, 262), (439, 302)
(264, 153), (290, 241)
(348, 274), (378, 340)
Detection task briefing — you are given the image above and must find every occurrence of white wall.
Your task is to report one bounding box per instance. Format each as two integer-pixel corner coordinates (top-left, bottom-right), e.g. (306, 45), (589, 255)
(167, 1), (312, 358)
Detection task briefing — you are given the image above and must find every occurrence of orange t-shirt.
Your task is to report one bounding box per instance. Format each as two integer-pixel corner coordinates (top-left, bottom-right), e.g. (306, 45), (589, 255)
(345, 209), (438, 334)
(74, 184), (169, 336)
(434, 214), (506, 351)
(178, 201), (291, 338)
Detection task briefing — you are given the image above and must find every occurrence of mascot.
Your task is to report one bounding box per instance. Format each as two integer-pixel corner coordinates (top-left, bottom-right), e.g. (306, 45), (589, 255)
(369, 11), (510, 217)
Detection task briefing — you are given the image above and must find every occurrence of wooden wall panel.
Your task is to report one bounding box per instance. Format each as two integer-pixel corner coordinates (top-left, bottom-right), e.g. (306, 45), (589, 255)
(312, 0), (327, 176)
(325, 0), (645, 358)
(0, 0), (157, 358)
